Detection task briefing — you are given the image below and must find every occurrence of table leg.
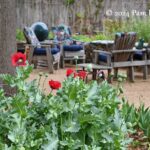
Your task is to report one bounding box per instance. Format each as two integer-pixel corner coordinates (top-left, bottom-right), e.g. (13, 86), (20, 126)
(92, 69), (97, 80)
(107, 69), (112, 83)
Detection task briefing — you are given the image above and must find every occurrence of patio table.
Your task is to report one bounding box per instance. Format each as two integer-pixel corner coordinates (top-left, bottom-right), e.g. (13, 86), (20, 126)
(90, 40), (114, 51)
(85, 40), (114, 62)
(77, 63), (112, 82)
(90, 40), (149, 50)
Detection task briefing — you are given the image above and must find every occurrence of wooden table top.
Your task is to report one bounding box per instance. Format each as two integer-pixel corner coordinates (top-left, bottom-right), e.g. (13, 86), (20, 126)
(90, 40), (114, 45)
(77, 63), (112, 70)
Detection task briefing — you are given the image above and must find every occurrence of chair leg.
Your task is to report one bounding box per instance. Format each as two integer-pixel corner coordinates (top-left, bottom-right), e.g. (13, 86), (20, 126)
(107, 69), (112, 83)
(143, 65), (148, 80)
(47, 58), (54, 73)
(33, 60), (38, 69)
(28, 46), (34, 65)
(46, 48), (54, 73)
(148, 66), (150, 75)
(60, 55), (64, 68)
(114, 68), (118, 79)
(56, 61), (60, 70)
(128, 66), (134, 82)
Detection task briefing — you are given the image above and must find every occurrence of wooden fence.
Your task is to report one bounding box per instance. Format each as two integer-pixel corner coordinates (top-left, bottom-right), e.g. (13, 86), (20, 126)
(16, 0), (148, 32)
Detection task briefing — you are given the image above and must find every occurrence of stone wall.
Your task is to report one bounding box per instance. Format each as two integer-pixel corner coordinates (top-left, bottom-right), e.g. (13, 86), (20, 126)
(16, 0), (150, 32)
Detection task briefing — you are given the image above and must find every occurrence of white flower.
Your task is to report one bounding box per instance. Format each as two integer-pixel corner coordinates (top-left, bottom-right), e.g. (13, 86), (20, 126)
(74, 56), (79, 60)
(87, 64), (92, 72)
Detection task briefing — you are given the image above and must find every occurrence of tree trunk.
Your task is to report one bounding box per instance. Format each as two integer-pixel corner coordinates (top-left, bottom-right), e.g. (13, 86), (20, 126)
(0, 0), (16, 94)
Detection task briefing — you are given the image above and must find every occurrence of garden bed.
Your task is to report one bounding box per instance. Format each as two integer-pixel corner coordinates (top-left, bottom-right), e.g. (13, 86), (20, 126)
(0, 55), (149, 149)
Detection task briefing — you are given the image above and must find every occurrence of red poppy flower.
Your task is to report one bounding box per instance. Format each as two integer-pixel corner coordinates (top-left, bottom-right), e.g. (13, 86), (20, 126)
(49, 80), (61, 90)
(74, 72), (78, 78)
(66, 68), (74, 77)
(11, 52), (26, 67)
(78, 71), (87, 79)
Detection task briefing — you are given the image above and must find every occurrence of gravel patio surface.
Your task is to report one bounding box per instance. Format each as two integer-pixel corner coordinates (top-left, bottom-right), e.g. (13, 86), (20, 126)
(28, 67), (150, 108)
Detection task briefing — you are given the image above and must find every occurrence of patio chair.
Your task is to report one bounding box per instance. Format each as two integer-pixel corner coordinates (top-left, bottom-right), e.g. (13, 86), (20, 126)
(94, 32), (148, 82)
(145, 41), (150, 74)
(133, 38), (149, 75)
(23, 27), (61, 73)
(52, 24), (86, 68)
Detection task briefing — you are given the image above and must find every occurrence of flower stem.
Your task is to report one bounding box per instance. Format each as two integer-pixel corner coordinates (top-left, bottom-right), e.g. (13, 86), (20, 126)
(60, 116), (64, 141)
(38, 76), (42, 87)
(75, 60), (78, 72)
(42, 76), (47, 92)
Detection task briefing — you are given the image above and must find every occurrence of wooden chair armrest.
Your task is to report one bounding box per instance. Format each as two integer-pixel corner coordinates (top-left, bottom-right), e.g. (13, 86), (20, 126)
(112, 49), (146, 54)
(40, 44), (52, 47)
(26, 44), (51, 48)
(93, 50), (112, 55)
(146, 48), (150, 52)
(25, 44), (33, 47)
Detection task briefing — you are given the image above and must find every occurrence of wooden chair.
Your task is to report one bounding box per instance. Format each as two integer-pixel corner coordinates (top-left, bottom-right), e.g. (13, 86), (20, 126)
(51, 24), (86, 68)
(94, 32), (148, 82)
(61, 43), (86, 68)
(23, 27), (61, 73)
(145, 42), (150, 74)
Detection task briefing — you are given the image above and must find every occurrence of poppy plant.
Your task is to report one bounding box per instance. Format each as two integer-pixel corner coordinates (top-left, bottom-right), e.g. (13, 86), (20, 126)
(49, 80), (61, 90)
(66, 68), (74, 77)
(78, 71), (87, 79)
(11, 52), (26, 67)
(74, 72), (78, 78)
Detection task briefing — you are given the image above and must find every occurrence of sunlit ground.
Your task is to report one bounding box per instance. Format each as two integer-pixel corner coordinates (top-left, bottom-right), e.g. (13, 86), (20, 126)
(28, 65), (150, 108)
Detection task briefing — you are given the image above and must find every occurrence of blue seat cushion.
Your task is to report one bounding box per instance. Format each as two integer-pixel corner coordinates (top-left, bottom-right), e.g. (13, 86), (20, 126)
(63, 45), (83, 52)
(34, 47), (60, 55)
(133, 51), (143, 60)
(98, 53), (108, 62)
(51, 47), (60, 55)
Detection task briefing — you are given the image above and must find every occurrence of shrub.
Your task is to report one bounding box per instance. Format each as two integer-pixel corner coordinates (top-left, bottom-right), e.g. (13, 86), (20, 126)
(16, 29), (25, 41)
(72, 34), (92, 42)
(0, 58), (132, 149)
(48, 31), (55, 40)
(103, 17), (150, 42)
(121, 101), (150, 148)
(72, 33), (111, 42)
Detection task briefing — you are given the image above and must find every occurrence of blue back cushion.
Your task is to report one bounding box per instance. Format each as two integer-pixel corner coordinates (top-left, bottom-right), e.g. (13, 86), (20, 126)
(98, 53), (108, 62)
(63, 45), (83, 52)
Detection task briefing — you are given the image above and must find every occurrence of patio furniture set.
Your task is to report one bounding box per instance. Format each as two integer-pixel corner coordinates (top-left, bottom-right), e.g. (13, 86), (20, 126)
(18, 23), (85, 73)
(17, 23), (150, 83)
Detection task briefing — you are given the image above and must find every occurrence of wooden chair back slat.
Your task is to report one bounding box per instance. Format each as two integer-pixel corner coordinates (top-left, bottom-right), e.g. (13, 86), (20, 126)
(113, 32), (137, 62)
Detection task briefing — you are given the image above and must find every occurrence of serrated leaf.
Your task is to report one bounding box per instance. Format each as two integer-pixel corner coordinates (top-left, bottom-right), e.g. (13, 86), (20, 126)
(102, 133), (113, 143)
(42, 138), (58, 150)
(69, 85), (77, 100)
(87, 82), (97, 100)
(42, 132), (58, 150)
(62, 121), (80, 133)
(12, 96), (27, 118)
